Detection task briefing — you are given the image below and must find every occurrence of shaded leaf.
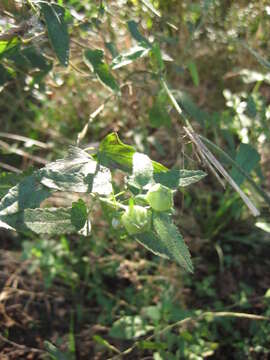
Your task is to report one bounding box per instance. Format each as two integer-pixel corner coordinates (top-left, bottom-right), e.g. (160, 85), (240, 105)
(154, 169), (207, 189)
(1, 207), (87, 235)
(0, 173), (52, 216)
(188, 61), (199, 86)
(153, 212), (193, 272)
(135, 232), (171, 259)
(84, 49), (119, 92)
(149, 90), (171, 128)
(39, 2), (69, 66)
(231, 143), (260, 186)
(127, 21), (150, 47)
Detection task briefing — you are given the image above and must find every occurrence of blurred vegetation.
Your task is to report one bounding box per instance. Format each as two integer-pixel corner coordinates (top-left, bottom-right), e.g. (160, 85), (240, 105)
(0, 0), (270, 359)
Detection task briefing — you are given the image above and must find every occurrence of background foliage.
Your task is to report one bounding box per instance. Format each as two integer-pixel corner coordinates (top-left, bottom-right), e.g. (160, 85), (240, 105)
(0, 0), (270, 359)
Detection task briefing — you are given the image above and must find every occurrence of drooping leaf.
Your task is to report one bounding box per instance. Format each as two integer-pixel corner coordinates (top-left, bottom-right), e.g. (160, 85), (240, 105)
(40, 146), (112, 195)
(154, 169), (207, 189)
(0, 173), (52, 216)
(149, 90), (171, 128)
(84, 49), (119, 92)
(152, 212), (193, 272)
(97, 133), (167, 173)
(0, 207), (88, 235)
(132, 152), (153, 187)
(135, 232), (171, 260)
(39, 2), (70, 66)
(112, 45), (150, 70)
(127, 21), (150, 47)
(230, 143), (260, 186)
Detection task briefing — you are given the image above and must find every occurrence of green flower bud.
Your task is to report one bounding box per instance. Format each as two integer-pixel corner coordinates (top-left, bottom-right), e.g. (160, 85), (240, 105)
(146, 183), (173, 212)
(121, 205), (151, 235)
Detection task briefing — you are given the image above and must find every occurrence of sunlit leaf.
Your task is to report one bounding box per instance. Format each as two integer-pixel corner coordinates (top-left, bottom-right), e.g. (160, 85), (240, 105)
(84, 49), (119, 92)
(40, 146), (112, 195)
(112, 45), (150, 70)
(97, 133), (167, 173)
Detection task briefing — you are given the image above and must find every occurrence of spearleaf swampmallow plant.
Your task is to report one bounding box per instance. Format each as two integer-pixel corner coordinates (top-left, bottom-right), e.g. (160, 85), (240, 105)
(0, 133), (206, 273)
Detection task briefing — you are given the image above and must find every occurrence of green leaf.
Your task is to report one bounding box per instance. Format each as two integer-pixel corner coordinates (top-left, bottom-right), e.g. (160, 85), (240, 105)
(84, 49), (119, 92)
(39, 2), (70, 66)
(152, 212), (193, 272)
(40, 146), (112, 195)
(0, 64), (12, 85)
(127, 21), (150, 47)
(44, 341), (70, 360)
(230, 143), (260, 186)
(0, 38), (19, 60)
(151, 43), (164, 71)
(1, 207), (88, 235)
(154, 169), (207, 189)
(149, 90), (171, 128)
(22, 46), (52, 72)
(0, 172), (27, 199)
(0, 173), (52, 216)
(109, 315), (153, 340)
(135, 232), (171, 259)
(71, 199), (88, 230)
(97, 132), (167, 173)
(188, 61), (199, 86)
(132, 152), (153, 187)
(112, 45), (150, 70)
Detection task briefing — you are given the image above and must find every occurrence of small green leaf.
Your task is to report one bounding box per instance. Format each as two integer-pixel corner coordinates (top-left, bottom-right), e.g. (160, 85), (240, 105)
(153, 212), (193, 272)
(151, 43), (164, 71)
(112, 45), (150, 70)
(97, 133), (167, 173)
(188, 61), (199, 86)
(154, 169), (207, 189)
(109, 315), (153, 340)
(231, 143), (260, 186)
(39, 2), (70, 66)
(71, 199), (88, 230)
(127, 21), (150, 47)
(149, 90), (171, 128)
(0, 38), (19, 60)
(84, 49), (119, 92)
